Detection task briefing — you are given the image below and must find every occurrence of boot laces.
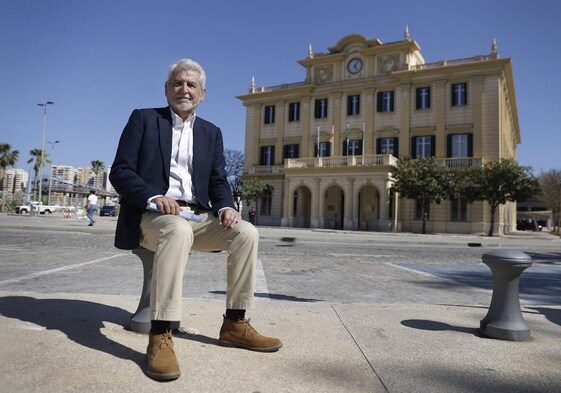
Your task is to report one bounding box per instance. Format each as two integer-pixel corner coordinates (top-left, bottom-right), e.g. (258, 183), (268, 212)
(159, 332), (174, 349)
(243, 318), (258, 338)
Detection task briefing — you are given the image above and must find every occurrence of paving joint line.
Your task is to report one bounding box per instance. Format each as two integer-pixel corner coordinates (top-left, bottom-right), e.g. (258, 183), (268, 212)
(330, 304), (390, 393)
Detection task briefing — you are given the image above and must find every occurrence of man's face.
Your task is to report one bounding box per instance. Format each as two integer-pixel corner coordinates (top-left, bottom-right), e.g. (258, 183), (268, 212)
(165, 69), (206, 119)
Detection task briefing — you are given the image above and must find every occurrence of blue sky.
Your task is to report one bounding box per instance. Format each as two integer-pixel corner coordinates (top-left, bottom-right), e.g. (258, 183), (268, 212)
(2, 0), (560, 176)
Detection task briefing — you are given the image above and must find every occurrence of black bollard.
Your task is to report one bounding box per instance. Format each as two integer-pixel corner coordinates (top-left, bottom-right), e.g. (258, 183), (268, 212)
(480, 249), (532, 341)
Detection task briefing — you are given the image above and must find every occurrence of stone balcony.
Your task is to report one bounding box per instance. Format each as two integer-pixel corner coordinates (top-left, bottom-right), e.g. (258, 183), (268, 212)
(285, 154), (398, 169)
(245, 156), (482, 175)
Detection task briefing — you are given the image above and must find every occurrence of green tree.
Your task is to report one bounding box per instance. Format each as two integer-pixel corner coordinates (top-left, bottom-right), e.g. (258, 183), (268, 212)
(538, 169), (561, 234)
(0, 143), (20, 182)
(27, 148), (50, 200)
(242, 177), (267, 219)
(390, 157), (453, 234)
(90, 160), (105, 188)
(224, 149), (244, 211)
(465, 159), (539, 237)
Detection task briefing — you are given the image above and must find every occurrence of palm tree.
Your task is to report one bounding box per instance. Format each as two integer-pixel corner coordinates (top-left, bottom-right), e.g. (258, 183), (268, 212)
(27, 148), (50, 200)
(90, 160), (105, 189)
(0, 143), (20, 181)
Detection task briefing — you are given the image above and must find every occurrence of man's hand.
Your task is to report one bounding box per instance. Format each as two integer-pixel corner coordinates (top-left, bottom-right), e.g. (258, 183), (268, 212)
(153, 196), (182, 215)
(219, 207), (241, 229)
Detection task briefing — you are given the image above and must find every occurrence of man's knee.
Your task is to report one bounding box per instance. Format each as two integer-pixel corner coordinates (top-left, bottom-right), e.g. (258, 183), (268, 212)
(235, 221), (259, 245)
(161, 218), (193, 241)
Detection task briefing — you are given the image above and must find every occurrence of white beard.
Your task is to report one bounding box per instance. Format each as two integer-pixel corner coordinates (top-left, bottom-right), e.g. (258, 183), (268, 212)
(171, 100), (198, 114)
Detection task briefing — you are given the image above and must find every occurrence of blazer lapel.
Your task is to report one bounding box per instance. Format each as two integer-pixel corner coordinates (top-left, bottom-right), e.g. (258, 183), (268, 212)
(157, 108), (173, 180)
(192, 117), (206, 169)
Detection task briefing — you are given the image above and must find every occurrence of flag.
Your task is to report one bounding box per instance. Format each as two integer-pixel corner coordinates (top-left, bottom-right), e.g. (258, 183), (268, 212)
(362, 122), (365, 156)
(345, 124), (350, 156)
(329, 125), (334, 144)
(316, 126), (320, 157)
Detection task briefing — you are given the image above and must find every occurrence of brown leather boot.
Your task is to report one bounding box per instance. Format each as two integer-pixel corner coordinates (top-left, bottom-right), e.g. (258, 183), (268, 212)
(218, 316), (283, 352)
(146, 330), (181, 381)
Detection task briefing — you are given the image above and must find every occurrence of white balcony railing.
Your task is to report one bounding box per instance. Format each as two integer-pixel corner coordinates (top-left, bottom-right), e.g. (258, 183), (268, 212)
(247, 156), (481, 174)
(247, 165), (282, 174)
(284, 154), (398, 169)
(439, 157), (483, 168)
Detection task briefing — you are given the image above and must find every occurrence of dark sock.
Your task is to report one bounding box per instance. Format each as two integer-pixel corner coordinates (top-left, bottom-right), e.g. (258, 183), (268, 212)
(150, 320), (171, 334)
(225, 309), (246, 321)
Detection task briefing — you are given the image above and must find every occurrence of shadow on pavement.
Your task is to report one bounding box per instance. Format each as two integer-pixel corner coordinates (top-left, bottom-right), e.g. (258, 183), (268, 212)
(401, 318), (481, 336)
(0, 296), (144, 369)
(209, 290), (322, 302)
(525, 251), (561, 265)
(527, 306), (561, 328)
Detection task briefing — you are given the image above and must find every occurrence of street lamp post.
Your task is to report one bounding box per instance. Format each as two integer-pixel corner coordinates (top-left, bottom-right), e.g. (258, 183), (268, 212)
(37, 101), (54, 206)
(47, 140), (60, 205)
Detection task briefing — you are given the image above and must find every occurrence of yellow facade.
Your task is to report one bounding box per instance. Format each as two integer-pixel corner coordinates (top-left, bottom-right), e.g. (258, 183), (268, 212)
(237, 32), (520, 234)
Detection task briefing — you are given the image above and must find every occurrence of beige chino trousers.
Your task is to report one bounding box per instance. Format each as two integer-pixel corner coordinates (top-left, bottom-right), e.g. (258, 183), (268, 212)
(139, 208), (258, 321)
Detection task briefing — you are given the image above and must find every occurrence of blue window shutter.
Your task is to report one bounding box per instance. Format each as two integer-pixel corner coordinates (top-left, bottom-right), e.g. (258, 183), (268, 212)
(430, 136), (436, 157)
(393, 137), (399, 157)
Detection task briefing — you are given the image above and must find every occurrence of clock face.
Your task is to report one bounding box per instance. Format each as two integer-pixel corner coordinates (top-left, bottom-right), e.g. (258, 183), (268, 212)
(347, 57), (363, 74)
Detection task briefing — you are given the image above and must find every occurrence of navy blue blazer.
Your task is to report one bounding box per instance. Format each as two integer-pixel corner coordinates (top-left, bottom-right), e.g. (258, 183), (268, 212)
(109, 107), (235, 250)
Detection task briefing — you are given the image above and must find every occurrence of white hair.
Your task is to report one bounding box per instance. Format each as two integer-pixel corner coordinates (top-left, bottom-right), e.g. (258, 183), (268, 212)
(167, 58), (206, 89)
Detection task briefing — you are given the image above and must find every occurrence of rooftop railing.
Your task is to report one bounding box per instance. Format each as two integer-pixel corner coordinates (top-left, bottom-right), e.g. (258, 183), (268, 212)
(409, 55), (494, 72)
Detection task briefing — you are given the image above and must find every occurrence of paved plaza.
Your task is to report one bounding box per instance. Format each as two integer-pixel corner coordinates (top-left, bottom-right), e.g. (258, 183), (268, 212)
(0, 213), (560, 392)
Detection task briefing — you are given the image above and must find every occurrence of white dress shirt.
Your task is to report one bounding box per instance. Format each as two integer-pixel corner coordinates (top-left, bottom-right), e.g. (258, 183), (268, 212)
(164, 109), (196, 203)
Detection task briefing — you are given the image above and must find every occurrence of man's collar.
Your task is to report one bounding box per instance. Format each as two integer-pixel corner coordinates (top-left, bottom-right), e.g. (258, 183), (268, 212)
(169, 107), (196, 127)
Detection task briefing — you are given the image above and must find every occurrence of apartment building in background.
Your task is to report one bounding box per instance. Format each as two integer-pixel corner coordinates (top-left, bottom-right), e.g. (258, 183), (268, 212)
(1, 165), (114, 194)
(237, 29), (520, 235)
(1, 168), (28, 193)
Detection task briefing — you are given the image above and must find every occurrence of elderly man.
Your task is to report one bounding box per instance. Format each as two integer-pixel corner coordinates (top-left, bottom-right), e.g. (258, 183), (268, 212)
(109, 58), (282, 381)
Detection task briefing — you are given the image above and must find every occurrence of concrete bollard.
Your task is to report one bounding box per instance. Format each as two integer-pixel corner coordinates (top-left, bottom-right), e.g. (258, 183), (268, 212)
(480, 249), (532, 341)
(130, 248), (180, 334)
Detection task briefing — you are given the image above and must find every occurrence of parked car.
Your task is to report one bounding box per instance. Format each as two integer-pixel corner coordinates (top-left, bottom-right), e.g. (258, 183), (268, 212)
(15, 201), (59, 215)
(99, 205), (117, 217)
(516, 219), (539, 231)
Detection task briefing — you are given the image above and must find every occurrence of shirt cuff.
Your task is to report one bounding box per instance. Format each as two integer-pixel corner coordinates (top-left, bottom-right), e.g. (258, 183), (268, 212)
(218, 207), (236, 215)
(147, 195), (163, 208)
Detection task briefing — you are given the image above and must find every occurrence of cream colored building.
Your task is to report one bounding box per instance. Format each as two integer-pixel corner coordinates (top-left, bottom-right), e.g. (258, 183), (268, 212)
(51, 165), (77, 187)
(50, 164), (113, 193)
(1, 168), (28, 193)
(237, 31), (520, 235)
